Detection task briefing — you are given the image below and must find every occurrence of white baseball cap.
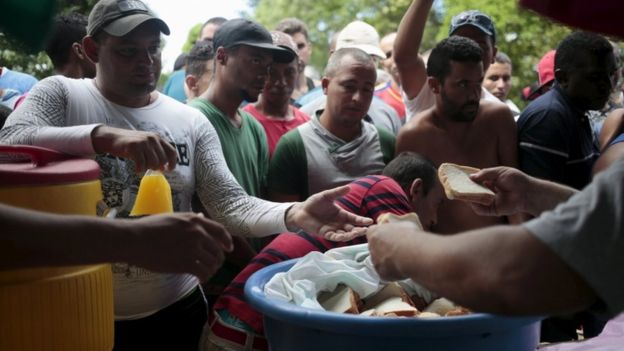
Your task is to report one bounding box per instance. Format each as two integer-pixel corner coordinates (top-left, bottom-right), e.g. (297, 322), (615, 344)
(335, 21), (385, 59)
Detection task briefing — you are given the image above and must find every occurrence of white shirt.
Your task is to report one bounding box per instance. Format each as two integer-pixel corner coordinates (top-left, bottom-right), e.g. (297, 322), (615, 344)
(1, 76), (292, 319)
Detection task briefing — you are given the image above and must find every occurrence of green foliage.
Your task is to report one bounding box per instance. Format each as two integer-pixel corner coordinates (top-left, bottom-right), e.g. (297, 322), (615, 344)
(181, 23), (203, 53)
(438, 0), (571, 108)
(251, 0), (575, 109)
(0, 0), (97, 79)
(253, 0), (442, 76)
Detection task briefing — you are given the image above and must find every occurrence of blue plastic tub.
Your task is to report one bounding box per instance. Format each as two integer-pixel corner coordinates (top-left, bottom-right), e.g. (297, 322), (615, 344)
(245, 259), (542, 351)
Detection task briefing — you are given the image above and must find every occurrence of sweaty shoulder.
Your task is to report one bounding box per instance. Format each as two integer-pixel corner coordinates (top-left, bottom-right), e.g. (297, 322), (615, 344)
(478, 99), (516, 127)
(401, 108), (435, 134)
(396, 108), (435, 153)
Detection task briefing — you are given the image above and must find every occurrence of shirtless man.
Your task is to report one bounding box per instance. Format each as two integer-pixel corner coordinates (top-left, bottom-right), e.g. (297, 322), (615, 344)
(396, 36), (517, 234)
(394, 0), (504, 122)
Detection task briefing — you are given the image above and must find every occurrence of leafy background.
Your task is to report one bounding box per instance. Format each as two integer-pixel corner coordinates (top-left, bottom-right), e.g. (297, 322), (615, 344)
(2, 0), (614, 108)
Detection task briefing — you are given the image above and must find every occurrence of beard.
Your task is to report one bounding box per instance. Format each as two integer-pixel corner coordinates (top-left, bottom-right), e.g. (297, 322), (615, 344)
(441, 91), (479, 122)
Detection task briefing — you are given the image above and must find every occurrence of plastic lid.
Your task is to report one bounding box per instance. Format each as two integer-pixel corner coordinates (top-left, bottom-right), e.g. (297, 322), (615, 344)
(0, 145), (100, 185)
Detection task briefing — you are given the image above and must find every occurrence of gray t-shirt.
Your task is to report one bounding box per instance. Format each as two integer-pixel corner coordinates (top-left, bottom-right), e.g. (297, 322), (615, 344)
(300, 94), (402, 135)
(524, 159), (624, 317)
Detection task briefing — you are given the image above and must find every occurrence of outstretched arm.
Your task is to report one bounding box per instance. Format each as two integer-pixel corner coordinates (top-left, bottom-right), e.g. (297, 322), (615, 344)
(367, 222), (596, 315)
(286, 185), (373, 241)
(0, 204), (233, 282)
(394, 0), (434, 100)
(469, 166), (577, 217)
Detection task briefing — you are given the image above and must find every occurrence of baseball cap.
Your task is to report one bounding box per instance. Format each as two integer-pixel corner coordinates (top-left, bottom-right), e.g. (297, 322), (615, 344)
(213, 19), (296, 63)
(335, 21), (385, 59)
(87, 0), (170, 37)
(449, 10), (496, 44)
(537, 50), (556, 86)
(527, 49), (556, 100)
(270, 31), (299, 61)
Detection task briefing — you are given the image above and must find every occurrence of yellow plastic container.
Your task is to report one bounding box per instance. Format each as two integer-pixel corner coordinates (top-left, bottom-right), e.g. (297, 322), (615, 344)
(0, 145), (114, 351)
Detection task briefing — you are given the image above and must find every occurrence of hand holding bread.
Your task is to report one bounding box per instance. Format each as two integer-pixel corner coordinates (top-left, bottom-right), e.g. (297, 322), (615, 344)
(467, 166), (531, 217)
(437, 163), (495, 205)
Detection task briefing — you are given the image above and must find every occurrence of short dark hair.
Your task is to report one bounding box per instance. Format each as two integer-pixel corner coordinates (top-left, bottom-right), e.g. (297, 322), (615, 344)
(555, 31), (613, 73)
(173, 53), (187, 71)
(494, 51), (512, 65)
(199, 16), (227, 38)
(275, 18), (309, 41)
(186, 40), (214, 78)
(427, 36), (483, 82)
(45, 12), (88, 68)
(324, 47), (374, 78)
(0, 104), (12, 129)
(382, 152), (437, 196)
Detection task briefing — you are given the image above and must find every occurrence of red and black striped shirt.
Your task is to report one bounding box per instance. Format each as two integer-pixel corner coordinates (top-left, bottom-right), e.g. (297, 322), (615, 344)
(212, 175), (412, 334)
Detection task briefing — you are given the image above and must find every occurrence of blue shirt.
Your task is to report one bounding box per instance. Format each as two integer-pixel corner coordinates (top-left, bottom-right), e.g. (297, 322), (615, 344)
(517, 84), (599, 190)
(0, 68), (37, 94)
(161, 69), (187, 103)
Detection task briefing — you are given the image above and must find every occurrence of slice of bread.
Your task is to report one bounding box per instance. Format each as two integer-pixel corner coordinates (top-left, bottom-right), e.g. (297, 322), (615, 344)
(361, 282), (419, 317)
(377, 212), (423, 230)
(438, 163), (495, 205)
(318, 284), (360, 314)
(373, 297), (419, 317)
(423, 297), (458, 315)
(417, 311), (441, 318)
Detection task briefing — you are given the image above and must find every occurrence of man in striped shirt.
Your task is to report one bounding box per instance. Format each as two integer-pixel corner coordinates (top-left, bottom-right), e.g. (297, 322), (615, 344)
(201, 152), (444, 351)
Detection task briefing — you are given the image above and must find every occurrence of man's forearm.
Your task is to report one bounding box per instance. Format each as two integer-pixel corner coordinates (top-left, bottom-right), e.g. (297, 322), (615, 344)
(524, 177), (577, 216)
(394, 0), (433, 63)
(390, 225), (593, 315)
(0, 204), (125, 269)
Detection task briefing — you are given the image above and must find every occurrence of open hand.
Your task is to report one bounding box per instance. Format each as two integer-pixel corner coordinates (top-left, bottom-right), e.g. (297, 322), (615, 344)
(286, 185), (373, 241)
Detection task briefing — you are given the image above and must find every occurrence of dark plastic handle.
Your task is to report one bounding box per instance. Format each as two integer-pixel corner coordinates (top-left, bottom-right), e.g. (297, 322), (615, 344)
(0, 145), (74, 167)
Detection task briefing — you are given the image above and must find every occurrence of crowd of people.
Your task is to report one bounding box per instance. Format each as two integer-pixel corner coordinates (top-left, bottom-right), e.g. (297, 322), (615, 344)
(1, 0), (624, 350)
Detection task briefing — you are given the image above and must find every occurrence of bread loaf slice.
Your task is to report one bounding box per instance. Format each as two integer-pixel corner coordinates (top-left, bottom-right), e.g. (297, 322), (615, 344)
(377, 212), (423, 230)
(362, 282), (419, 317)
(438, 163), (495, 205)
(373, 297), (419, 317)
(318, 284), (360, 314)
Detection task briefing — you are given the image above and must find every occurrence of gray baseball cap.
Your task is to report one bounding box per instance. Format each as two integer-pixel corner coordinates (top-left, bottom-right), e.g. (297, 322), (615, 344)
(87, 0), (170, 37)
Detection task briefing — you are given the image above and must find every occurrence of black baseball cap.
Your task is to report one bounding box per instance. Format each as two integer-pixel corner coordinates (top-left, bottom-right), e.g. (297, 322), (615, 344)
(87, 0), (170, 37)
(449, 10), (496, 44)
(213, 19), (296, 63)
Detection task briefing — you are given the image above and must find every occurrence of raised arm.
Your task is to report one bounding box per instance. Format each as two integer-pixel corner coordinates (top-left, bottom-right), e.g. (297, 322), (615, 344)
(394, 0), (434, 100)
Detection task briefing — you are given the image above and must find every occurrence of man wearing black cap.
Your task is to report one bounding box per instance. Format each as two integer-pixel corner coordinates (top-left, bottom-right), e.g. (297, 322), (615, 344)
(394, 0), (507, 123)
(0, 1), (372, 349)
(188, 18), (298, 309)
(190, 18), (296, 199)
